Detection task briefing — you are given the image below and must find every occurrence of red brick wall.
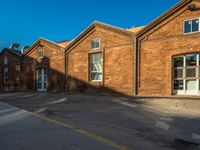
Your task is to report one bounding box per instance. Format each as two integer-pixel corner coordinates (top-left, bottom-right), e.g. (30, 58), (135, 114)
(66, 26), (135, 95)
(22, 39), (65, 92)
(0, 50), (21, 92)
(138, 0), (200, 96)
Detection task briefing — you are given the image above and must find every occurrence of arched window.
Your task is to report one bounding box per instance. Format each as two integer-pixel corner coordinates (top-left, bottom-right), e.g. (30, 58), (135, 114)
(173, 53), (200, 95)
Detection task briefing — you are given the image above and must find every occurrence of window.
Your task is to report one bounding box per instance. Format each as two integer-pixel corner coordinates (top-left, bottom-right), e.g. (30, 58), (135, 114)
(89, 53), (102, 81)
(4, 56), (8, 65)
(173, 53), (200, 94)
(38, 50), (44, 58)
(4, 66), (8, 83)
(184, 18), (200, 34)
(92, 38), (100, 49)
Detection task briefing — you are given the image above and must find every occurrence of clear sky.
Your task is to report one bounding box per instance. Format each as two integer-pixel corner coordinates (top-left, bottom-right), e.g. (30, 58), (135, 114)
(0, 0), (180, 50)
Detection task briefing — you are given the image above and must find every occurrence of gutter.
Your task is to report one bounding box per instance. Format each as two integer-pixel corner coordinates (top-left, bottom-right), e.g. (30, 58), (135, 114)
(64, 50), (68, 92)
(133, 36), (137, 95)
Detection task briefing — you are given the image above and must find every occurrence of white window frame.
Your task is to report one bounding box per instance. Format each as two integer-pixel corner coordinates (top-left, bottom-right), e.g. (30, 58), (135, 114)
(92, 38), (100, 50)
(38, 50), (44, 58)
(89, 52), (103, 82)
(183, 18), (200, 35)
(173, 53), (200, 95)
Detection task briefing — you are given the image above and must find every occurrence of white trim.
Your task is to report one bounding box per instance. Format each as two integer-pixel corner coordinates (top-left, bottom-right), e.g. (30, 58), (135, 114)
(89, 52), (103, 82)
(173, 53), (200, 95)
(183, 17), (200, 35)
(37, 68), (47, 92)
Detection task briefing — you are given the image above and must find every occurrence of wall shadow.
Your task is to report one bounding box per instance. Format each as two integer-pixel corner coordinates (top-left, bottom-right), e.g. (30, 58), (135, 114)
(21, 54), (130, 96)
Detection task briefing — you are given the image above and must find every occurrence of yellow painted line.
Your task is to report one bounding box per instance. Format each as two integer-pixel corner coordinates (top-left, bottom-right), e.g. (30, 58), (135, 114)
(2, 102), (130, 150)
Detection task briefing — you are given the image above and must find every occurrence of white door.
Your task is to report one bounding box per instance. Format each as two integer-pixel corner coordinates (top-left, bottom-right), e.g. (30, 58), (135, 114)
(37, 68), (47, 91)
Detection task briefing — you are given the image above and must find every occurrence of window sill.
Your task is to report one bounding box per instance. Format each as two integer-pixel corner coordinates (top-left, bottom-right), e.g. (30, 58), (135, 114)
(183, 31), (200, 35)
(89, 80), (102, 83)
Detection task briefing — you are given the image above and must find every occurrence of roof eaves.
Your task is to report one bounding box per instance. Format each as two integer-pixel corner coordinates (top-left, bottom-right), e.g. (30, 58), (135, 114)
(136, 0), (192, 37)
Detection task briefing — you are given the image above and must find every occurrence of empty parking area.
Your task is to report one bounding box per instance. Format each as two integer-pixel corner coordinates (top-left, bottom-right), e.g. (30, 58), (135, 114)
(0, 92), (200, 150)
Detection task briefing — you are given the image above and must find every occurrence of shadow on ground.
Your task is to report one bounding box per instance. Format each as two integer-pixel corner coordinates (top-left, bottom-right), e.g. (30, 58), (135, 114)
(0, 92), (200, 150)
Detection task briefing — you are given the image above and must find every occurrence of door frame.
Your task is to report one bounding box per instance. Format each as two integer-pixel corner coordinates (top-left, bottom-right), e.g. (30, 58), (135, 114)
(37, 68), (48, 92)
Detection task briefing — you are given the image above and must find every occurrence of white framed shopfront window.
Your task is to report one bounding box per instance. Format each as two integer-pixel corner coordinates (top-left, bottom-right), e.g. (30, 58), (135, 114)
(173, 53), (200, 95)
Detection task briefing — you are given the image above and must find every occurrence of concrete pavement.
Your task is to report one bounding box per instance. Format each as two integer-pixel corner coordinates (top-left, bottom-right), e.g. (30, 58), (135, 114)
(0, 102), (118, 150)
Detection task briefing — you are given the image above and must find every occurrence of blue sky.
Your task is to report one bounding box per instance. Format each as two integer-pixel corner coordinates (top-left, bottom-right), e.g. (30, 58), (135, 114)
(0, 0), (179, 50)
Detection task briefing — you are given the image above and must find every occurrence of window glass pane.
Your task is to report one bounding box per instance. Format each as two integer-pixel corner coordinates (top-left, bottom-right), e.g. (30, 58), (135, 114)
(44, 69), (47, 75)
(92, 39), (100, 49)
(174, 69), (183, 78)
(38, 76), (42, 81)
(174, 57), (184, 67)
(5, 78), (8, 83)
(44, 83), (47, 89)
(90, 53), (102, 81)
(4, 57), (8, 65)
(174, 80), (184, 90)
(91, 73), (102, 81)
(186, 80), (197, 90)
(44, 76), (47, 82)
(5, 72), (8, 76)
(38, 51), (44, 57)
(186, 68), (196, 78)
(38, 69), (41, 75)
(184, 20), (191, 33)
(38, 83), (42, 89)
(186, 54), (197, 66)
(192, 19), (199, 32)
(4, 67), (8, 72)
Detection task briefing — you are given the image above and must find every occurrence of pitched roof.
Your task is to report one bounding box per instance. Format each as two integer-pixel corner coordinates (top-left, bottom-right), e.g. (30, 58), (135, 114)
(23, 37), (65, 56)
(0, 48), (22, 57)
(136, 0), (193, 37)
(65, 21), (135, 51)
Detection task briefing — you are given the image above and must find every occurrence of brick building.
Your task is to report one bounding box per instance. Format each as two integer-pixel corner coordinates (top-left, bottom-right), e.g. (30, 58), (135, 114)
(0, 48), (21, 92)
(65, 22), (141, 95)
(21, 38), (69, 92)
(3, 0), (200, 97)
(136, 0), (200, 96)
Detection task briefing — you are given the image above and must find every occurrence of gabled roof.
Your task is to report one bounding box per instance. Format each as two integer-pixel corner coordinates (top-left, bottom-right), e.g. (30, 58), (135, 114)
(65, 21), (135, 51)
(23, 37), (65, 56)
(136, 0), (193, 37)
(0, 48), (22, 57)
(57, 40), (71, 48)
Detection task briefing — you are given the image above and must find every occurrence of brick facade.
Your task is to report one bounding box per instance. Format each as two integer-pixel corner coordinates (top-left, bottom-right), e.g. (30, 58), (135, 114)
(3, 0), (200, 96)
(137, 0), (200, 96)
(21, 38), (66, 92)
(0, 48), (21, 92)
(66, 22), (135, 95)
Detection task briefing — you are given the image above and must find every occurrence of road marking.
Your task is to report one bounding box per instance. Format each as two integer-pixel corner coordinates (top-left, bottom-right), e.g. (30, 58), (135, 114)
(47, 98), (67, 105)
(112, 99), (137, 108)
(0, 102), (130, 150)
(155, 121), (170, 130)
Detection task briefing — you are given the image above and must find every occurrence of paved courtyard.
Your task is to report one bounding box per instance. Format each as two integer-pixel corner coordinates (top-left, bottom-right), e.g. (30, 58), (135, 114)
(0, 102), (118, 150)
(0, 92), (200, 150)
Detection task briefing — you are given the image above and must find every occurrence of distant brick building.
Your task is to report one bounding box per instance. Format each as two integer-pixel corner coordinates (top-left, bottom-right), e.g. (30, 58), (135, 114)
(0, 48), (21, 92)
(21, 38), (69, 92)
